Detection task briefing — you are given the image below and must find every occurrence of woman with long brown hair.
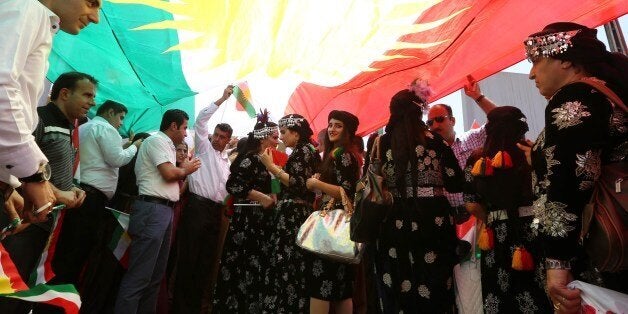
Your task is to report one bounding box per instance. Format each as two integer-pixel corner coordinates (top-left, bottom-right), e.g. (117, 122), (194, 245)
(305, 110), (362, 314)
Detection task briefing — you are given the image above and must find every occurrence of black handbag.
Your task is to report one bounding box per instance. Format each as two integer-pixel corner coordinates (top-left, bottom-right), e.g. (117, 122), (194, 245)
(350, 137), (393, 243)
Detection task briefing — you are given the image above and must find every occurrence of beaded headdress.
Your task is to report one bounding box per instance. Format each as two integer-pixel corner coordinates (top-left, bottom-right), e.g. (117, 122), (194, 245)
(252, 109), (277, 139)
(524, 30), (580, 62)
(278, 114), (304, 129)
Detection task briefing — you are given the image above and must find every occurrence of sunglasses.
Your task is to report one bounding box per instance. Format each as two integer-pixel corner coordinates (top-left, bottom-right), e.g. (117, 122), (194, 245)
(426, 115), (449, 127)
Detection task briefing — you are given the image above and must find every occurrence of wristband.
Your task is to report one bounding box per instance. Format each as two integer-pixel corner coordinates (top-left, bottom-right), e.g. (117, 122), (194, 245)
(474, 94), (485, 102)
(545, 258), (571, 270)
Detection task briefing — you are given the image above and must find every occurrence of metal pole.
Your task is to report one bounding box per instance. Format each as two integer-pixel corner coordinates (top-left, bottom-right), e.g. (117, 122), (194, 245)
(604, 19), (627, 55)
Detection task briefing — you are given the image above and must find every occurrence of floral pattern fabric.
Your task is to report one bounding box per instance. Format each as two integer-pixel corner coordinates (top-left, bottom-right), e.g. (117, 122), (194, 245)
(464, 153), (551, 313)
(530, 82), (626, 264)
(262, 143), (320, 313)
(305, 149), (360, 301)
(372, 132), (463, 313)
(213, 153), (273, 313)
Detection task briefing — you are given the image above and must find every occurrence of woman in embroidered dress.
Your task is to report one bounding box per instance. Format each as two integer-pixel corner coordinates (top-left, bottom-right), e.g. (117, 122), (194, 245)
(304, 110), (362, 314)
(212, 111), (278, 313)
(464, 106), (551, 313)
(372, 88), (463, 313)
(258, 114), (321, 313)
(518, 22), (627, 313)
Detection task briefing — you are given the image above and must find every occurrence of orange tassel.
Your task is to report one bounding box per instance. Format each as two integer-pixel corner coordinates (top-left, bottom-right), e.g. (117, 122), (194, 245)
(471, 158), (483, 176)
(521, 247), (535, 270)
(471, 157), (494, 176)
(512, 246), (535, 271)
(512, 247), (524, 270)
(492, 151), (513, 169)
(478, 224), (495, 250)
(492, 151), (504, 168)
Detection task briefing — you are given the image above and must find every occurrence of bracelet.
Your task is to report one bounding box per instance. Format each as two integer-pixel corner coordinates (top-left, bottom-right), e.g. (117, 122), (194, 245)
(474, 94), (485, 102)
(276, 169), (285, 177)
(545, 258), (571, 270)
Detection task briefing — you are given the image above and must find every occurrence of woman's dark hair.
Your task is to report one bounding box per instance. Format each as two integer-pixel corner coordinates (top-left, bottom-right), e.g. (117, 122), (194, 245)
(319, 110), (362, 183)
(471, 106), (532, 216)
(230, 120), (277, 172)
(384, 89), (428, 192)
(483, 106), (528, 160)
(528, 22), (628, 102)
(278, 114), (314, 145)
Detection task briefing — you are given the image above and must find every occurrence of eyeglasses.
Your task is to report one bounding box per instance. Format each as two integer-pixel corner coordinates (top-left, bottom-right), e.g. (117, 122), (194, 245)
(426, 115), (449, 127)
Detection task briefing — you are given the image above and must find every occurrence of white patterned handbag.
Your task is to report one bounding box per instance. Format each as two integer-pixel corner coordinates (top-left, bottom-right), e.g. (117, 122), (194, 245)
(296, 188), (364, 264)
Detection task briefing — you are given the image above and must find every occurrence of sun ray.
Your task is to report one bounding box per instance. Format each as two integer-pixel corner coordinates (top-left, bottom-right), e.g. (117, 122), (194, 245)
(107, 0), (461, 85)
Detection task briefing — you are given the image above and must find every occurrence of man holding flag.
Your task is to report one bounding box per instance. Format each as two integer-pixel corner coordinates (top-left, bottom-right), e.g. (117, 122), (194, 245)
(172, 86), (233, 313)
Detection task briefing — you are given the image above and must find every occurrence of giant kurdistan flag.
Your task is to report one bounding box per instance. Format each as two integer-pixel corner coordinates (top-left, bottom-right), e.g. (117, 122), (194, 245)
(48, 0), (627, 136)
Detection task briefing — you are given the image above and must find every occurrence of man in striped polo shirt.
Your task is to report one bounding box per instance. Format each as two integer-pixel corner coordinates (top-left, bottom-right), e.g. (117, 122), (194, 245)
(0, 71), (98, 313)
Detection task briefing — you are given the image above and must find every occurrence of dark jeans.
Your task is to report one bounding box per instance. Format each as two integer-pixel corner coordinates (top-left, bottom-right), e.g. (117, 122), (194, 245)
(172, 193), (223, 314)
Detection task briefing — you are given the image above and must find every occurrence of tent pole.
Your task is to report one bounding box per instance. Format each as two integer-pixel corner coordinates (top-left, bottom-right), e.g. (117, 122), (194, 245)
(604, 19), (627, 55)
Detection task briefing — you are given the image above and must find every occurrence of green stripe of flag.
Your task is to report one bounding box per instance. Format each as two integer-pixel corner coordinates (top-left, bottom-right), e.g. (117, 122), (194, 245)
(233, 86), (257, 118)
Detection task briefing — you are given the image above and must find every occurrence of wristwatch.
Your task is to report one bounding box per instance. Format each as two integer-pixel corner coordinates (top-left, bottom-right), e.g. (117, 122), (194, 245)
(19, 163), (52, 183)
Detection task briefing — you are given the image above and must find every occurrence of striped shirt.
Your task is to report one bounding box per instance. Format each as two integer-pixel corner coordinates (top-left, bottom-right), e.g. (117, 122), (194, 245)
(445, 125), (486, 207)
(33, 103), (76, 191)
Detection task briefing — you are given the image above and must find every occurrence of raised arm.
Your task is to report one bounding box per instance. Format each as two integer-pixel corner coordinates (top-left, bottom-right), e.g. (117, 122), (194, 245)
(464, 75), (497, 115)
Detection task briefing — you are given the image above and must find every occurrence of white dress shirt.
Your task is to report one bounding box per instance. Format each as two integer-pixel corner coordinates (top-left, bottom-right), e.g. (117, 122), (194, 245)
(0, 0), (60, 186)
(135, 131), (179, 202)
(79, 116), (137, 199)
(188, 103), (230, 203)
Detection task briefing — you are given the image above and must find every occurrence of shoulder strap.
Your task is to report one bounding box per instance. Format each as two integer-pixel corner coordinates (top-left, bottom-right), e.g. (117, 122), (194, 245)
(578, 77), (627, 113)
(370, 136), (382, 160)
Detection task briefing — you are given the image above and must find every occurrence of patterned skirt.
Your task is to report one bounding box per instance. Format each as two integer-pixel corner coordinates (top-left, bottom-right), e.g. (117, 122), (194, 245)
(213, 205), (273, 313)
(480, 216), (552, 314)
(372, 197), (457, 313)
(261, 199), (312, 313)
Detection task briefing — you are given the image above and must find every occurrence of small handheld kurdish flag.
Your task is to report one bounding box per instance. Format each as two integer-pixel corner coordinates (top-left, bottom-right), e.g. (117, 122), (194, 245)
(233, 82), (256, 118)
(29, 208), (67, 286)
(107, 207), (131, 269)
(1, 244), (81, 313)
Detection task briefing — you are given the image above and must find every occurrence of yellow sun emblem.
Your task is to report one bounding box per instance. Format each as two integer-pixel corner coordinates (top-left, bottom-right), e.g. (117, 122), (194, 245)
(109, 0), (467, 86)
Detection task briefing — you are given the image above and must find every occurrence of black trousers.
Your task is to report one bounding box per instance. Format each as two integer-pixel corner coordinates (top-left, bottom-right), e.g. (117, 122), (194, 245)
(52, 184), (109, 285)
(172, 193), (223, 314)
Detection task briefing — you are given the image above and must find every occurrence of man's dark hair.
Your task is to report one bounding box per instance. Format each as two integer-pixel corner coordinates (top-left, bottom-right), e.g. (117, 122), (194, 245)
(215, 123), (233, 137)
(97, 100), (128, 116)
(160, 109), (189, 131)
(431, 103), (453, 117)
(50, 72), (98, 100)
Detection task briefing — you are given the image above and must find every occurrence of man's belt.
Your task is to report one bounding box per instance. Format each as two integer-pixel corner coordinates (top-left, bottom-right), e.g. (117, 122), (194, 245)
(137, 195), (176, 208)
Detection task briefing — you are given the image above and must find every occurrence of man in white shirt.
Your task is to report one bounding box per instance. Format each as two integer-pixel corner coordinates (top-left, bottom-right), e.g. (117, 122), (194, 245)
(172, 86), (233, 314)
(0, 0), (101, 223)
(115, 109), (201, 314)
(52, 100), (141, 289)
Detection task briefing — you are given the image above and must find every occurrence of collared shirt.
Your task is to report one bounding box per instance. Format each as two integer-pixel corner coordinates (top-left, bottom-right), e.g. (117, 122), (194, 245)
(79, 116), (137, 199)
(445, 125), (486, 207)
(135, 131), (179, 202)
(0, 0), (60, 186)
(34, 103), (76, 191)
(33, 102), (75, 232)
(188, 103), (230, 203)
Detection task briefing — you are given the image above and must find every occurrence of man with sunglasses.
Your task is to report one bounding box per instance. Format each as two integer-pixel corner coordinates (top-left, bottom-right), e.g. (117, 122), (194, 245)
(426, 75), (496, 314)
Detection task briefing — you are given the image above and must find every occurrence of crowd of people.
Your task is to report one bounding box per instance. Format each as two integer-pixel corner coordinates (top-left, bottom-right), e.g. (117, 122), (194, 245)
(1, 0), (627, 313)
